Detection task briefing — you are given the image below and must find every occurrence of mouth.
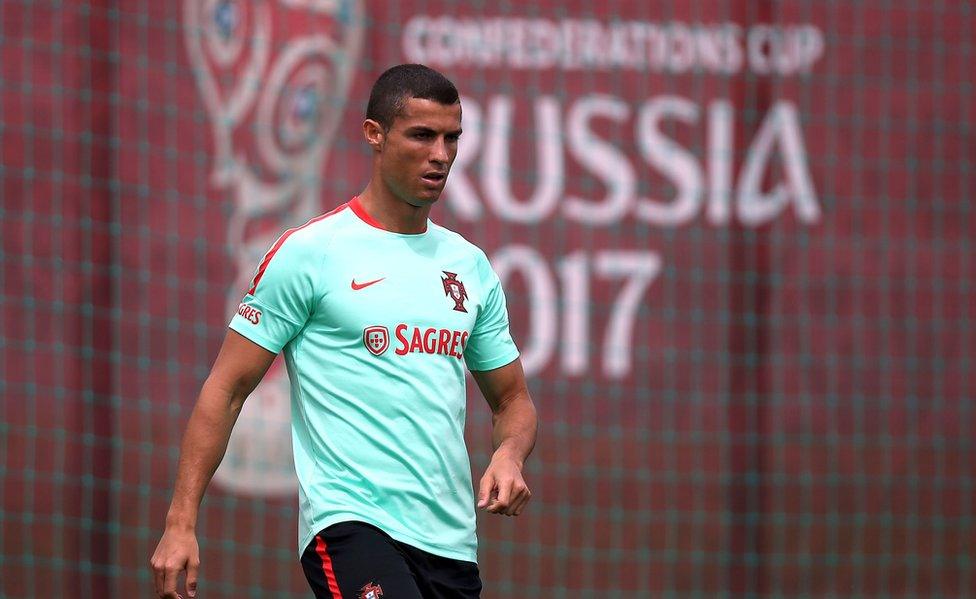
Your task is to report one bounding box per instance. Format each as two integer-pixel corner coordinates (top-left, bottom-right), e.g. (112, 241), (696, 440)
(421, 171), (447, 186)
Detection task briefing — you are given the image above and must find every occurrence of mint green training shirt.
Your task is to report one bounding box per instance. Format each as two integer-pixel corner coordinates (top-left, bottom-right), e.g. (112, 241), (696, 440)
(228, 197), (519, 562)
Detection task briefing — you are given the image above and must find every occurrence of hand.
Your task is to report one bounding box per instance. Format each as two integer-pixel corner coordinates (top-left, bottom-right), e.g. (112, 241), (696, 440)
(477, 454), (531, 516)
(149, 526), (200, 599)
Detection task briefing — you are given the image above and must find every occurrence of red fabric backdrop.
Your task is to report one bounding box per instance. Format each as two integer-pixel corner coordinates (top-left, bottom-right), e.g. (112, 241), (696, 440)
(2, 1), (973, 597)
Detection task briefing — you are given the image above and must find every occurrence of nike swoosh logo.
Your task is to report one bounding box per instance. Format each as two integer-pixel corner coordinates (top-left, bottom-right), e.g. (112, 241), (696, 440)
(351, 277), (385, 291)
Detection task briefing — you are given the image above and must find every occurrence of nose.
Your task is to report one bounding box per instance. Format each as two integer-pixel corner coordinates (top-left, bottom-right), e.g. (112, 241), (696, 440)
(430, 137), (450, 165)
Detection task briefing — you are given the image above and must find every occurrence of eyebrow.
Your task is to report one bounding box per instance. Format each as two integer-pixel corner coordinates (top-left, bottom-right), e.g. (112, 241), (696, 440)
(406, 126), (463, 137)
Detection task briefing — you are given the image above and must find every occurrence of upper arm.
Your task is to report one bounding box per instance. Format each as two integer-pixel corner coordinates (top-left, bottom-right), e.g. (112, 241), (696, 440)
(463, 253), (520, 372)
(471, 358), (528, 414)
(229, 230), (322, 354)
(206, 329), (278, 405)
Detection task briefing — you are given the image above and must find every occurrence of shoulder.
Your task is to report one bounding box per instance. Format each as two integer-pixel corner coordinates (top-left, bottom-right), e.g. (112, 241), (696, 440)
(274, 203), (351, 254)
(428, 222), (501, 288)
(290, 203), (351, 242)
(428, 222), (490, 263)
(255, 203), (352, 282)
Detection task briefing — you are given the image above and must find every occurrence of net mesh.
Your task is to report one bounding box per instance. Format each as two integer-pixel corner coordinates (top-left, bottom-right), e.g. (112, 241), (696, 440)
(1, 0), (974, 597)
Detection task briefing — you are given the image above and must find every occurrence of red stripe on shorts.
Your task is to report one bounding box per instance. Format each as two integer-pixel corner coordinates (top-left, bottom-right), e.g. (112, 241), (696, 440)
(315, 534), (343, 599)
(247, 203), (348, 295)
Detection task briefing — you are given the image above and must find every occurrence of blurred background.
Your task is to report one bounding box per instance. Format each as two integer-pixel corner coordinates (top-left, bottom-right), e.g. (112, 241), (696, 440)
(1, 1), (974, 597)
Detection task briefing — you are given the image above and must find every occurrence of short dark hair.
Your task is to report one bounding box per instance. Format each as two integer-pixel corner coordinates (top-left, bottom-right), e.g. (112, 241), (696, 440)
(366, 64), (459, 130)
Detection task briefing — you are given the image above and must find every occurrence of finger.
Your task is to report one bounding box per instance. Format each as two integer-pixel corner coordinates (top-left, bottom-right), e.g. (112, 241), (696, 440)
(502, 485), (527, 516)
(518, 488), (533, 514)
(477, 473), (496, 509)
(501, 481), (530, 516)
(151, 559), (165, 598)
(163, 564), (183, 599)
(510, 488), (532, 516)
(490, 479), (514, 513)
(485, 490), (501, 512)
(186, 559), (200, 598)
(162, 585), (184, 599)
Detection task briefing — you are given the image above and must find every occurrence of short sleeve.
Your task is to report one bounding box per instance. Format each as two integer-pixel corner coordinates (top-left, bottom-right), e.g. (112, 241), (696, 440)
(464, 256), (520, 371)
(228, 234), (320, 354)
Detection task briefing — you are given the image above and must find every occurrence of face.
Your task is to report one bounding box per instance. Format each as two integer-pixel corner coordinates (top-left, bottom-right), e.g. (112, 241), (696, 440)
(366, 97), (462, 207)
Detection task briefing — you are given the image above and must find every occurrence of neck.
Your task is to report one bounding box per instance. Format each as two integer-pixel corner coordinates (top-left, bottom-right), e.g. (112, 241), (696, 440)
(357, 178), (432, 234)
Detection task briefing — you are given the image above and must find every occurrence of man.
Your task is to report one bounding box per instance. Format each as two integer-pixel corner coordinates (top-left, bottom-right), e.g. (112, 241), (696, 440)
(150, 64), (538, 599)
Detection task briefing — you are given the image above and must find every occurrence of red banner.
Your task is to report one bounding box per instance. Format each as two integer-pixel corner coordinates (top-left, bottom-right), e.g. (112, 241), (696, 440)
(2, 1), (973, 597)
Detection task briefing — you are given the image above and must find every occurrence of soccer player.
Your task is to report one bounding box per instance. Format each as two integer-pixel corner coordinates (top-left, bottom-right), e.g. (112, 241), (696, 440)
(149, 64), (538, 599)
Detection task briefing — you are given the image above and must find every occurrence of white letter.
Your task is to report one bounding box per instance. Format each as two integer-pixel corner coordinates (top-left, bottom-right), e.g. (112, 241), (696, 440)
(492, 245), (556, 377)
(748, 25), (772, 75)
(482, 95), (564, 223)
(635, 96), (703, 226)
(797, 25), (824, 73)
(666, 23), (696, 73)
(558, 251), (588, 375)
(595, 251), (662, 379)
(737, 101), (820, 225)
(707, 99), (734, 225)
(563, 94), (634, 225)
(443, 96), (483, 220)
(402, 16), (429, 63)
(724, 24), (745, 74)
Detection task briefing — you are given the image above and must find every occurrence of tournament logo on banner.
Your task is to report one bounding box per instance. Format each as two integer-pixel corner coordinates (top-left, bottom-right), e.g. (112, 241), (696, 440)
(184, 0), (364, 495)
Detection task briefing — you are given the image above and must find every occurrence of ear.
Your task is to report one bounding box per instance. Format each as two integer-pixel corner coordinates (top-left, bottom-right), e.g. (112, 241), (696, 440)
(363, 119), (386, 151)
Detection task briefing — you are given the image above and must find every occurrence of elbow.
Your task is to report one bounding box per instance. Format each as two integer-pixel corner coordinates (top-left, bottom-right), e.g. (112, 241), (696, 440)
(493, 390), (538, 427)
(227, 390), (248, 416)
(201, 375), (254, 416)
(227, 377), (257, 415)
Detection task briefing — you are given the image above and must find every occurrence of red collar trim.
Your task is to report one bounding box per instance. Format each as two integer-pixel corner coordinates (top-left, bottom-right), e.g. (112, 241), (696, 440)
(348, 196), (428, 234)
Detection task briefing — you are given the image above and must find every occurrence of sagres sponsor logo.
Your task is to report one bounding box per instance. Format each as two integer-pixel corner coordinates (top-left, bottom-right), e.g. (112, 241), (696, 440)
(395, 324), (468, 359)
(363, 326), (390, 356)
(366, 325), (467, 358)
(236, 302), (262, 325)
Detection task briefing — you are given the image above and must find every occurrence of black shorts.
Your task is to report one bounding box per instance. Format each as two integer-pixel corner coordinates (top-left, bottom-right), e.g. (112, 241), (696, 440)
(300, 521), (482, 598)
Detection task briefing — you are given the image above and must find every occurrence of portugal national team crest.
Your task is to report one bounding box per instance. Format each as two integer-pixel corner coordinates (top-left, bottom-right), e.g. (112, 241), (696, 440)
(363, 326), (389, 356)
(359, 582), (383, 599)
(442, 271), (468, 313)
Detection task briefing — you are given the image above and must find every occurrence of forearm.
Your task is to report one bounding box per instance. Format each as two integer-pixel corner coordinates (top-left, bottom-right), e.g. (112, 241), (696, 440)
(165, 378), (245, 529)
(490, 392), (538, 467)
